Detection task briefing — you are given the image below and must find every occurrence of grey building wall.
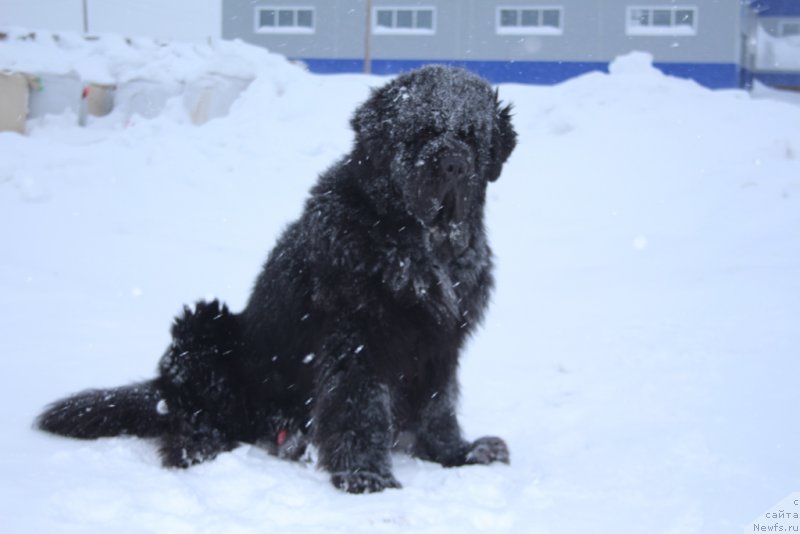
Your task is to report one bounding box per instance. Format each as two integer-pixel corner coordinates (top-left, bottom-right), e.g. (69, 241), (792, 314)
(460, 0), (740, 64)
(223, 0), (364, 58)
(367, 0), (464, 61)
(758, 16), (800, 36)
(223, 0), (743, 64)
(592, 0), (741, 64)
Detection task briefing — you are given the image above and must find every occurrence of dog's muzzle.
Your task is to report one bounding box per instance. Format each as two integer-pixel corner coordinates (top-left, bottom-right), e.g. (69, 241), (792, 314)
(433, 139), (474, 224)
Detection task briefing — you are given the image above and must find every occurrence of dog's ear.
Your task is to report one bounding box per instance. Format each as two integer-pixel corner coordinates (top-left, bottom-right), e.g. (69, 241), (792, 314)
(487, 91), (517, 182)
(350, 86), (395, 158)
(350, 90), (372, 141)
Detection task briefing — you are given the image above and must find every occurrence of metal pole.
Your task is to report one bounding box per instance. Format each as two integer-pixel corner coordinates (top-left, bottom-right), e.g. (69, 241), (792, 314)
(364, 0), (372, 74)
(82, 0), (89, 34)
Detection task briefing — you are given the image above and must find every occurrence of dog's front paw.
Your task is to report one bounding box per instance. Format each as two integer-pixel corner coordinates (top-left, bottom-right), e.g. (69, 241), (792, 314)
(331, 471), (402, 494)
(465, 436), (510, 465)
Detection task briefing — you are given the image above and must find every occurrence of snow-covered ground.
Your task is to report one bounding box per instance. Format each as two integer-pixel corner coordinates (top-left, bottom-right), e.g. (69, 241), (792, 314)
(1, 36), (799, 533)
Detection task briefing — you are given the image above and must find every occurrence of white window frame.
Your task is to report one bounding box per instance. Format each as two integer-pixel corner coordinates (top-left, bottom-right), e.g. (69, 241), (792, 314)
(779, 20), (800, 37)
(372, 6), (436, 35)
(626, 5), (699, 36)
(254, 6), (315, 34)
(496, 6), (564, 36)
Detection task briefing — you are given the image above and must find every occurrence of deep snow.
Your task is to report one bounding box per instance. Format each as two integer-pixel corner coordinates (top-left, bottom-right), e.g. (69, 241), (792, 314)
(1, 36), (799, 533)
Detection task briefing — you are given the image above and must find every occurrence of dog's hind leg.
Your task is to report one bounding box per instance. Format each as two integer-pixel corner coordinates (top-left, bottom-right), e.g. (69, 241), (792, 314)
(156, 410), (239, 468)
(154, 299), (245, 468)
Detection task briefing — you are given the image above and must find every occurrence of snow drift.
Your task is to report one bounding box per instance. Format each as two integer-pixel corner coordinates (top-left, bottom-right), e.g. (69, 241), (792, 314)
(0, 29), (300, 126)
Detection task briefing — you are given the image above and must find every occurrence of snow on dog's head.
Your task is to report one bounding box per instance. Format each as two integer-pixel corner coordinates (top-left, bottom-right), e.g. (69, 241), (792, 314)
(349, 65), (517, 228)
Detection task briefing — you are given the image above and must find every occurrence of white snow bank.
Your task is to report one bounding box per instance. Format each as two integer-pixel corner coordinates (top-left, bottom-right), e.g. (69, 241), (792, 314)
(752, 79), (800, 105)
(0, 28), (308, 125)
(0, 28), (294, 84)
(607, 51), (662, 77)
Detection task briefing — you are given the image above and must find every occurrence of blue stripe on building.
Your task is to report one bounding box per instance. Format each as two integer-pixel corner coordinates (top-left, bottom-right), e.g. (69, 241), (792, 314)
(750, 0), (800, 17)
(748, 70), (800, 87)
(653, 63), (742, 89)
(297, 58), (741, 89)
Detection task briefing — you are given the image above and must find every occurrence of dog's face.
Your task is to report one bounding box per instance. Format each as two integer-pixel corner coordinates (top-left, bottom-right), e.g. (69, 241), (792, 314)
(351, 66), (517, 228)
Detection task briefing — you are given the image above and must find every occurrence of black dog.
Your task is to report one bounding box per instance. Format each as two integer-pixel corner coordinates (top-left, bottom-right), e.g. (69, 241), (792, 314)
(37, 65), (517, 493)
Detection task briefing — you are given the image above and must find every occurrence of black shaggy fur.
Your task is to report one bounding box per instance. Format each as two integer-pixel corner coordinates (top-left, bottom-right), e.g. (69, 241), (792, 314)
(36, 65), (517, 493)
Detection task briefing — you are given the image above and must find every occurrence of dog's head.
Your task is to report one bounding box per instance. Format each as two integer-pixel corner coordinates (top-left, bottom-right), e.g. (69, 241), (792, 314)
(351, 65), (517, 227)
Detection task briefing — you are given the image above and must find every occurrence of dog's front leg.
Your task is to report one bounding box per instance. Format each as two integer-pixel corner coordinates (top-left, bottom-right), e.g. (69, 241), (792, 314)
(413, 380), (510, 467)
(311, 343), (401, 493)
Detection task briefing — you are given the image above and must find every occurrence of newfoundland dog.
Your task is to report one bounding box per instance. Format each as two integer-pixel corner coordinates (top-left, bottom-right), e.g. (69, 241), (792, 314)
(37, 65), (517, 493)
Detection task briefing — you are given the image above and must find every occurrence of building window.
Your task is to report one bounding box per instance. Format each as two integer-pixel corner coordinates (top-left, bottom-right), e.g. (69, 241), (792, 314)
(497, 6), (564, 35)
(779, 21), (800, 37)
(373, 7), (436, 34)
(626, 6), (697, 36)
(255, 6), (315, 34)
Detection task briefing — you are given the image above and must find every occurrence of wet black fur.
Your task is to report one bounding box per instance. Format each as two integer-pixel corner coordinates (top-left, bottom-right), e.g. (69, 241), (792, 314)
(36, 65), (517, 493)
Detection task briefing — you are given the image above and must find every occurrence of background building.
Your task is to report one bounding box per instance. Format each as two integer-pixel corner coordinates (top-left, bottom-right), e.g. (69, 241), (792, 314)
(222, 0), (800, 89)
(1, 1), (796, 88)
(747, 0), (800, 88)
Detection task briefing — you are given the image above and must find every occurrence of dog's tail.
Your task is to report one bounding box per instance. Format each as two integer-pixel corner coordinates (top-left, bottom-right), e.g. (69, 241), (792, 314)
(36, 379), (168, 439)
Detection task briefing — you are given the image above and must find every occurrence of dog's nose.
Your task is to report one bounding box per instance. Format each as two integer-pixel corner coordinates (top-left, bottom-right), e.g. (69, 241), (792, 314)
(439, 154), (470, 184)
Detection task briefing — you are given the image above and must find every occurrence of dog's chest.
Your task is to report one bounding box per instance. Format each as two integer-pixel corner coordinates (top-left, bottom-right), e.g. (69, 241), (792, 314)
(375, 224), (487, 329)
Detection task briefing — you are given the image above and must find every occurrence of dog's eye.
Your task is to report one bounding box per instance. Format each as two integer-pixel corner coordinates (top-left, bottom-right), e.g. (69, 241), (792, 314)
(419, 126), (440, 140)
(458, 128), (476, 144)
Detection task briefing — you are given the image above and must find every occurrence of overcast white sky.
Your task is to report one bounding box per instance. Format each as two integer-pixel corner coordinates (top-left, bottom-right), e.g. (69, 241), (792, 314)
(0, 0), (221, 40)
